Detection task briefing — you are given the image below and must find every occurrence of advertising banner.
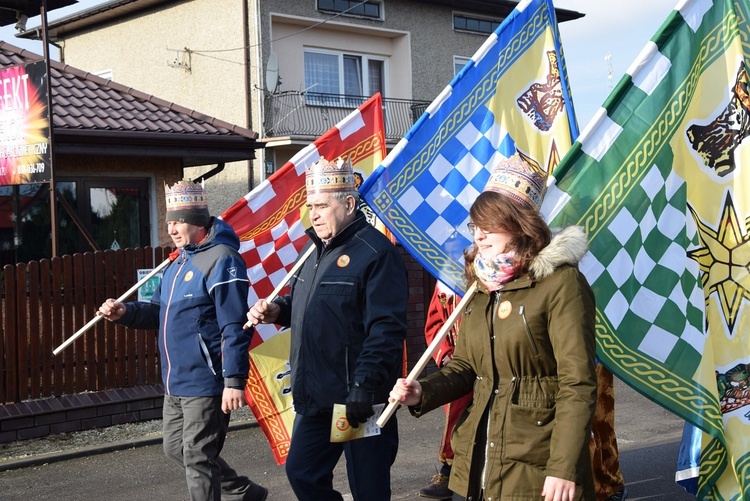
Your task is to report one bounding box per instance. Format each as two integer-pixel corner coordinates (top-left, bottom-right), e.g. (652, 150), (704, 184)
(0, 61), (51, 186)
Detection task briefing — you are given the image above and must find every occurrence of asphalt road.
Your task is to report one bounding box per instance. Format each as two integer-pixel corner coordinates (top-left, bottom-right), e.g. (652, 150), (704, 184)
(0, 378), (694, 500)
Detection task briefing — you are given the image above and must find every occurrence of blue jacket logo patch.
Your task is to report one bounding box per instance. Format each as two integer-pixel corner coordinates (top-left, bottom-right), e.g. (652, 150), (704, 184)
(228, 267), (237, 277)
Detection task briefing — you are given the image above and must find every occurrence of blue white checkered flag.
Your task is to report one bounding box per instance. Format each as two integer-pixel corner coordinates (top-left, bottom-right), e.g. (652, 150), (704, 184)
(360, 0), (578, 295)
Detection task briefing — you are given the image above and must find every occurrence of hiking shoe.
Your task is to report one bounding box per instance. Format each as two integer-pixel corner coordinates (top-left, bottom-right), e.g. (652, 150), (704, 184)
(246, 481), (268, 501)
(607, 487), (628, 501)
(418, 473), (452, 499)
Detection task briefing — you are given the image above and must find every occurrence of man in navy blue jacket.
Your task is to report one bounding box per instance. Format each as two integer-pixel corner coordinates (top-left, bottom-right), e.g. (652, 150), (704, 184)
(98, 180), (267, 501)
(247, 158), (408, 501)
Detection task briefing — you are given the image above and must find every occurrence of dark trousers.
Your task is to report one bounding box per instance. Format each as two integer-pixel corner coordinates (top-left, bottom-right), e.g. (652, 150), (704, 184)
(286, 412), (399, 501)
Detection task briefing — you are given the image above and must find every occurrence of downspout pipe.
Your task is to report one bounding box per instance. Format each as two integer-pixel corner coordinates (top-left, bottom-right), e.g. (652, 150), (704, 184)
(243, 0), (254, 192)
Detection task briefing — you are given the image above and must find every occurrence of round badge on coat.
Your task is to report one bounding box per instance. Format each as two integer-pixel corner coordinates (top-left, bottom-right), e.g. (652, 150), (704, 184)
(497, 300), (512, 319)
(184, 270), (194, 282)
(337, 255), (350, 267)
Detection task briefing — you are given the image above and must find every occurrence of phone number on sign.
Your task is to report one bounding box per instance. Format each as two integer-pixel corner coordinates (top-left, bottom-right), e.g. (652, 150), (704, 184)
(14, 162), (45, 175)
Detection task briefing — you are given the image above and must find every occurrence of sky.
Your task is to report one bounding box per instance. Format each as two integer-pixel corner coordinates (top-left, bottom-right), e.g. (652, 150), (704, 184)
(0, 0), (679, 128)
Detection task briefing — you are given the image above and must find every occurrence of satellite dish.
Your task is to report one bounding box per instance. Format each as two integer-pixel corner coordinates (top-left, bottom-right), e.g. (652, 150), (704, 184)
(265, 52), (280, 93)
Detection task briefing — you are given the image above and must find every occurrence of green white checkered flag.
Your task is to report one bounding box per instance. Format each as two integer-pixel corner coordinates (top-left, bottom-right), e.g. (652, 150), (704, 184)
(542, 0), (750, 498)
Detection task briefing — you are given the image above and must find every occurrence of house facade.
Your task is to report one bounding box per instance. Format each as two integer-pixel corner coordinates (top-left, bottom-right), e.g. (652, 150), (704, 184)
(24, 0), (583, 212)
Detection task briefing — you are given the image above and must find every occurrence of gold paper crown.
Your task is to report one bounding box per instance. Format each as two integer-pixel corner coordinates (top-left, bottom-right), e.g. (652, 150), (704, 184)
(164, 180), (210, 226)
(484, 153), (547, 211)
(305, 157), (356, 195)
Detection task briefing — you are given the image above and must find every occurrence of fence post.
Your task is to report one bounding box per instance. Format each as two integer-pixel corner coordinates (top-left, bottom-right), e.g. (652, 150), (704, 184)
(3, 265), (17, 403)
(15, 263), (28, 402)
(52, 256), (64, 396)
(41, 258), (53, 397)
(62, 254), (75, 395)
(28, 261), (41, 399)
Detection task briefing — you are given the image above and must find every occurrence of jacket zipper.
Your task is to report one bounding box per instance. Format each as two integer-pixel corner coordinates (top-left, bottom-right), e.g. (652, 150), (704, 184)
(162, 255), (187, 395)
(345, 346), (351, 391)
(300, 244), (324, 405)
(481, 292), (501, 493)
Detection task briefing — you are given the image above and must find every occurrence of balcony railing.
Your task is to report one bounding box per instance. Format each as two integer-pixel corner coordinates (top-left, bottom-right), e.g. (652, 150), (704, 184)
(264, 92), (431, 143)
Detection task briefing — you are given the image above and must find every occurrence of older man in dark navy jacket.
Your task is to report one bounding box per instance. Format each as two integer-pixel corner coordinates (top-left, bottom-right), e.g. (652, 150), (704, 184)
(248, 157), (408, 501)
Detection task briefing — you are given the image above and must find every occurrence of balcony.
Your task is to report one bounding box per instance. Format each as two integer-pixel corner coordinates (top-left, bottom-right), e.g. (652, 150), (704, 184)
(264, 92), (431, 143)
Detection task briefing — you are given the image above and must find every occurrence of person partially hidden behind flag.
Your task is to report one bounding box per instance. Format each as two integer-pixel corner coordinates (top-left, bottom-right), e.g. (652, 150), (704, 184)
(246, 157), (408, 501)
(98, 180), (268, 501)
(390, 153), (598, 501)
(417, 280), (472, 500)
(590, 363), (628, 501)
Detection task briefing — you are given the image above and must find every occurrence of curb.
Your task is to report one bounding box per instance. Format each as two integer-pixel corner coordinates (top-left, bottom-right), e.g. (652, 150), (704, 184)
(0, 420), (259, 472)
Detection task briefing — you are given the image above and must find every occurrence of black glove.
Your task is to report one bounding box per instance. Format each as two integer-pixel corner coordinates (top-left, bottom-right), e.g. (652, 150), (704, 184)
(345, 384), (375, 429)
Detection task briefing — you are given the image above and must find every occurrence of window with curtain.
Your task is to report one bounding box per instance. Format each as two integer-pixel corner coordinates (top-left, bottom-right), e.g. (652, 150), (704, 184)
(304, 49), (385, 107)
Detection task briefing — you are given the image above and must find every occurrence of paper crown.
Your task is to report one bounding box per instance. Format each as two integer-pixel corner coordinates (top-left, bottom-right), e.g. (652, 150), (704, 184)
(483, 153), (547, 211)
(164, 180), (210, 226)
(305, 157), (356, 195)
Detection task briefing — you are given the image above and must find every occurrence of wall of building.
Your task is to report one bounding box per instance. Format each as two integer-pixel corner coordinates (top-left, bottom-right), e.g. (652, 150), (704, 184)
(269, 14), (411, 100)
(379, 1), (493, 101)
(257, 0), (495, 102)
(59, 0), (255, 213)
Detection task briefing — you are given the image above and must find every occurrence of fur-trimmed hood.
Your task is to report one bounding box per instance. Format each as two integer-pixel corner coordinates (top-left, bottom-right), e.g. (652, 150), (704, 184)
(528, 225), (588, 280)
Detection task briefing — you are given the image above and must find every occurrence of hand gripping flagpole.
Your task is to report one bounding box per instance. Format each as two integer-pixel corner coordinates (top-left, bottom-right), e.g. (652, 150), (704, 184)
(243, 244), (316, 329)
(53, 257), (174, 356)
(377, 281), (478, 428)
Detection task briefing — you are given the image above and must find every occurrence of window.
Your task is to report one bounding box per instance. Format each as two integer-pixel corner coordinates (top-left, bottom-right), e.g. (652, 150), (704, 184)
(453, 14), (501, 35)
(304, 49), (385, 107)
(0, 177), (151, 265)
(317, 0), (382, 20)
(454, 56), (471, 77)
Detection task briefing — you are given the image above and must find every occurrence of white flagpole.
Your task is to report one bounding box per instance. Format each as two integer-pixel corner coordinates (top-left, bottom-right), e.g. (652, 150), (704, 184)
(53, 257), (173, 356)
(243, 244), (316, 329)
(376, 281), (478, 428)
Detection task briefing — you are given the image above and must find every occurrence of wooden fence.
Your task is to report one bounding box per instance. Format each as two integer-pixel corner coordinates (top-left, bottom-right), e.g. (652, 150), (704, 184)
(0, 247), (173, 405)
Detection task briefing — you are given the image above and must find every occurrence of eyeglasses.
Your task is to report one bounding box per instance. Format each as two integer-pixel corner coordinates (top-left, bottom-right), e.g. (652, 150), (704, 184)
(466, 223), (492, 236)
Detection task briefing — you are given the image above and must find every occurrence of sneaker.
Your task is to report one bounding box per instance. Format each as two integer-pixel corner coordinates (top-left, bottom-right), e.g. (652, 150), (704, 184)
(418, 473), (452, 500)
(607, 487), (628, 501)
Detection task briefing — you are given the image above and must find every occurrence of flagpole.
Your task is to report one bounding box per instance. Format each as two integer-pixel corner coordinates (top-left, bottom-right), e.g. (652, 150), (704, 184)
(244, 244), (316, 329)
(52, 257), (173, 356)
(377, 281), (478, 428)
(269, 245), (315, 301)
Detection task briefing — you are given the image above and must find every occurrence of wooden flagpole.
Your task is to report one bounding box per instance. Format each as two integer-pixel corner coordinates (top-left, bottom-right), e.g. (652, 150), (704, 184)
(53, 257), (173, 356)
(376, 281), (478, 428)
(243, 244), (316, 329)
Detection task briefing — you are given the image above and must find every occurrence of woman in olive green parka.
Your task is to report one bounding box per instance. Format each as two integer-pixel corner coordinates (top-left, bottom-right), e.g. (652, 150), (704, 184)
(390, 158), (597, 501)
